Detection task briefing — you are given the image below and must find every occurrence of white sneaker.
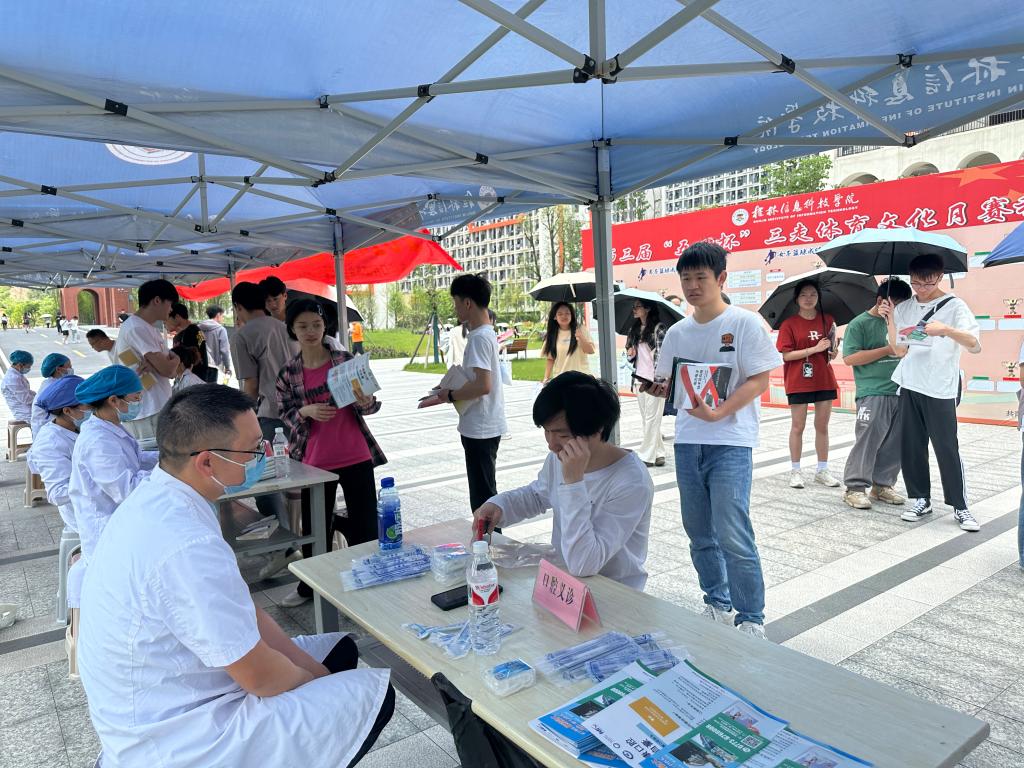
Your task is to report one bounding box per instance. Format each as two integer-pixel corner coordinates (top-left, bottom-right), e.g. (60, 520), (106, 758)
(737, 621), (767, 640)
(789, 470), (805, 489)
(814, 469), (841, 487)
(279, 587), (311, 608)
(901, 498), (933, 522)
(954, 508), (980, 532)
(257, 549), (302, 580)
(701, 603), (735, 626)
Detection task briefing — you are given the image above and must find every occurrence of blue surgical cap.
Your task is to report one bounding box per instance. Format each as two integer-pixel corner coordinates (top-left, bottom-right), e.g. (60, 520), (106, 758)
(41, 353), (71, 378)
(75, 365), (143, 404)
(37, 375), (85, 412)
(9, 350), (33, 366)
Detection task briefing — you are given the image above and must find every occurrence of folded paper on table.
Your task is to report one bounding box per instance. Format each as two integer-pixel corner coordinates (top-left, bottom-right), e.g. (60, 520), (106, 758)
(668, 358), (732, 411)
(533, 558), (601, 632)
(327, 354), (380, 408)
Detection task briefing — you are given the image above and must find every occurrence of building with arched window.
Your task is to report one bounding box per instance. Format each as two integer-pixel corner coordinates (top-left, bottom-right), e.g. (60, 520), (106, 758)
(60, 287), (133, 327)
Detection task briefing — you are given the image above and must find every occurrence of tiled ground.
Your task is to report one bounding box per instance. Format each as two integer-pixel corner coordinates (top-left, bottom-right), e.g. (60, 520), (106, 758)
(0, 353), (1021, 767)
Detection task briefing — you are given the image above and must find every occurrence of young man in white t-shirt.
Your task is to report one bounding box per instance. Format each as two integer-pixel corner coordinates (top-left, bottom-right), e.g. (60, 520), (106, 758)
(114, 279), (180, 440)
(438, 274), (506, 512)
(473, 372), (654, 589)
(644, 243), (782, 639)
(880, 253), (982, 531)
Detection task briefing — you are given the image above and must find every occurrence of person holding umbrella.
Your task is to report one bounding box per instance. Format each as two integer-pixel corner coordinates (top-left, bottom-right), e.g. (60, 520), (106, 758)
(625, 298), (668, 467)
(776, 279), (840, 489)
(542, 302), (595, 383)
(880, 253), (982, 531)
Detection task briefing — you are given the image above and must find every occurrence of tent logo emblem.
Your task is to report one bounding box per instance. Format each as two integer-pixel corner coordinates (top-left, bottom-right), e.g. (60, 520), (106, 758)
(105, 144), (193, 165)
(731, 208), (749, 226)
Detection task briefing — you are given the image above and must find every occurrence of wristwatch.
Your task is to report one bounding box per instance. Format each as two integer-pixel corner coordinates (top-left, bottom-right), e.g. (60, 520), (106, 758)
(447, 389), (456, 403)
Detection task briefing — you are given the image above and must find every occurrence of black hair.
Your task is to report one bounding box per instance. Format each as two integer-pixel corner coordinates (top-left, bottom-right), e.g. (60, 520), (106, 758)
(231, 282), (268, 313)
(169, 302), (190, 320)
(175, 346), (201, 370)
(138, 279), (179, 307)
(450, 273), (492, 308)
(206, 305), (224, 319)
(877, 278), (912, 301)
(533, 371), (620, 441)
(908, 253), (944, 277)
(676, 241), (728, 276)
(85, 328), (109, 340)
(157, 384), (258, 470)
(542, 302), (578, 361)
(626, 299), (662, 349)
(285, 298), (326, 342)
(259, 276), (287, 297)
(791, 279), (820, 305)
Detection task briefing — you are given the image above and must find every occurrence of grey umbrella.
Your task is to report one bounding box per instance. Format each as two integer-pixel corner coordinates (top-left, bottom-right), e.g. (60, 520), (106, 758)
(759, 267), (879, 330)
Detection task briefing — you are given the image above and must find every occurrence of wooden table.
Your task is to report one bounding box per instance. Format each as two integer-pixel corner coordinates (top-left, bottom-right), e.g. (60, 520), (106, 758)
(219, 458), (339, 632)
(291, 520), (989, 768)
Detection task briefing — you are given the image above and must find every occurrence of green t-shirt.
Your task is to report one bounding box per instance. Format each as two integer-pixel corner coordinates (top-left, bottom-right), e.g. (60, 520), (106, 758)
(842, 311), (900, 398)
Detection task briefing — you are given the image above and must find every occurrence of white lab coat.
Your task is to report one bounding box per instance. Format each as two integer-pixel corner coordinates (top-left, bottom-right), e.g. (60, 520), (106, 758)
(68, 416), (159, 562)
(28, 420), (78, 531)
(30, 376), (58, 436)
(1, 366), (35, 422)
(79, 467), (389, 768)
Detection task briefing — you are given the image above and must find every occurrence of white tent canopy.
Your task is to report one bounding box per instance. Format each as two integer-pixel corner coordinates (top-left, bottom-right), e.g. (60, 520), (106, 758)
(1, 0), (1022, 387)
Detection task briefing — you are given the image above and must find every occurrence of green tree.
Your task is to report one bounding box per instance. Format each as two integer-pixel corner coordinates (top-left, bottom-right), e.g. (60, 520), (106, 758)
(519, 213), (544, 285)
(348, 288), (377, 329)
(759, 154), (833, 198)
(614, 190), (650, 221)
(385, 283), (405, 328)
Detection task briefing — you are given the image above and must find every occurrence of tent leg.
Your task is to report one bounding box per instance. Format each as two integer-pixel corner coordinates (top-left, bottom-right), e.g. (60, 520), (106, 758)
(333, 219), (348, 349)
(590, 144), (618, 443)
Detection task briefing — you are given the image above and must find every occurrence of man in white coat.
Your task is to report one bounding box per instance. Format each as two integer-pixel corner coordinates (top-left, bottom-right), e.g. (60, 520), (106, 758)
(79, 384), (394, 768)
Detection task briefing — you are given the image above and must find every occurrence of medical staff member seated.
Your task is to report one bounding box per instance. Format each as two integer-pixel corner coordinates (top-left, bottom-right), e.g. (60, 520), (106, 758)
(69, 366), (159, 566)
(31, 352), (73, 436)
(2, 349), (35, 423)
(473, 371), (655, 589)
(79, 384), (394, 768)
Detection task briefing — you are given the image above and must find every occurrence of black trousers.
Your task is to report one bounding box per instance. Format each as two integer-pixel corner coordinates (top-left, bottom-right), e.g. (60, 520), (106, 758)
(900, 388), (968, 509)
(322, 636), (396, 768)
(461, 435), (501, 512)
(297, 459), (377, 598)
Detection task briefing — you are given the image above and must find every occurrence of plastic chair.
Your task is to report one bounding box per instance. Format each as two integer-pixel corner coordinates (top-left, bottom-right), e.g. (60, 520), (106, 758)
(55, 531), (81, 625)
(24, 463), (45, 507)
(6, 420), (30, 461)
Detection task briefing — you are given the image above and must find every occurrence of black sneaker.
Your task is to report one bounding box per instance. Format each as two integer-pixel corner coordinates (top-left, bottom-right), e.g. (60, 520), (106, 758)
(954, 508), (980, 532)
(901, 498), (932, 522)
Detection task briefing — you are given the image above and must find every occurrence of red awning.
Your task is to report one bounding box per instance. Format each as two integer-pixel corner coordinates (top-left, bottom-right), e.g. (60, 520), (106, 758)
(176, 233), (459, 301)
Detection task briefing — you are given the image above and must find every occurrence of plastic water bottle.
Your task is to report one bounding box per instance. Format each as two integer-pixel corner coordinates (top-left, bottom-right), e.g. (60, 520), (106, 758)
(272, 427), (290, 478)
(377, 477), (403, 551)
(467, 540), (501, 655)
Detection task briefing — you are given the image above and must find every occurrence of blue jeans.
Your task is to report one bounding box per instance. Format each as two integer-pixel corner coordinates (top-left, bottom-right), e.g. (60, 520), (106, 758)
(674, 443), (765, 625)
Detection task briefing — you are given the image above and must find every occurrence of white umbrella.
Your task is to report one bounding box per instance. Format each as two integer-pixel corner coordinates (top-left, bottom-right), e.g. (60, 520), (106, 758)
(529, 271), (601, 302)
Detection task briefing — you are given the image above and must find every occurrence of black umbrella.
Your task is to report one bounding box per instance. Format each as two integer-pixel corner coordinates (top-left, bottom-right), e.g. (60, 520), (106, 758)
(759, 268), (878, 330)
(818, 227), (968, 275)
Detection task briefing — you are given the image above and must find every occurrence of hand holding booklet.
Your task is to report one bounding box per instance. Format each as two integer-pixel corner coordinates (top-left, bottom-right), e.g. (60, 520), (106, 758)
(668, 358), (733, 411)
(327, 354), (380, 408)
(418, 364), (473, 414)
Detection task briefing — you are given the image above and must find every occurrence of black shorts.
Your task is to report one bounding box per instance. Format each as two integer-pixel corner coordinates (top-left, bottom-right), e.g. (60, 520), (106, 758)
(787, 389), (836, 405)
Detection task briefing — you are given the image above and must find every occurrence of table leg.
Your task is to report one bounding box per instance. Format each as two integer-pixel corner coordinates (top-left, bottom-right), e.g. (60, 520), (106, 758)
(309, 481), (339, 634)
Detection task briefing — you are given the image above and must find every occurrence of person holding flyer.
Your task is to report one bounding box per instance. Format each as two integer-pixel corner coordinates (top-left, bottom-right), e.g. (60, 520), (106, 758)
(276, 299), (387, 607)
(643, 243), (781, 639)
(776, 279), (840, 490)
(881, 253), (982, 531)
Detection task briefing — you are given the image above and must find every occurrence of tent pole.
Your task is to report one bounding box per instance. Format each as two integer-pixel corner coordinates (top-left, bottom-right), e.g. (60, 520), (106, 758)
(333, 219), (348, 349)
(590, 143), (618, 444)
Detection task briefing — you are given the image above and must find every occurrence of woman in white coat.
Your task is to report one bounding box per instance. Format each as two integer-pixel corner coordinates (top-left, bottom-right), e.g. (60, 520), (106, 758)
(1, 349), (35, 422)
(69, 365), (159, 564)
(30, 352), (73, 436)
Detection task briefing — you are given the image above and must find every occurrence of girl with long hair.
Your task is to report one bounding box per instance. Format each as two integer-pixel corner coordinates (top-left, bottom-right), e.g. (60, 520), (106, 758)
(625, 299), (668, 466)
(542, 302), (595, 383)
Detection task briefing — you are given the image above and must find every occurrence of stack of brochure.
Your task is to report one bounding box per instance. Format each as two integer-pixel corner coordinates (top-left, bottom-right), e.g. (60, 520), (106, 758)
(533, 659), (873, 768)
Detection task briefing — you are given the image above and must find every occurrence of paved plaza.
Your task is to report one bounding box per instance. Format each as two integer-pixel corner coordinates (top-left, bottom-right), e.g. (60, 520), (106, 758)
(0, 341), (1022, 767)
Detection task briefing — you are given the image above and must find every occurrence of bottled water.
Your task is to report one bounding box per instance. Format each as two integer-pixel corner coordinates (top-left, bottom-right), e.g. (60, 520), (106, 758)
(377, 477), (403, 551)
(467, 540), (501, 655)
(272, 427), (290, 478)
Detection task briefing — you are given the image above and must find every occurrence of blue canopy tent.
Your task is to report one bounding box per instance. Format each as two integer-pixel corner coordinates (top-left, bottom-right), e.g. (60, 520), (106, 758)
(0, 0), (1023, 395)
(983, 220), (1024, 267)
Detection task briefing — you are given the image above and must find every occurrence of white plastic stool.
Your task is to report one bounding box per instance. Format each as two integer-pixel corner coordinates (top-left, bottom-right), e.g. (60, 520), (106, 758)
(24, 464), (45, 507)
(55, 529), (80, 625)
(6, 420), (30, 461)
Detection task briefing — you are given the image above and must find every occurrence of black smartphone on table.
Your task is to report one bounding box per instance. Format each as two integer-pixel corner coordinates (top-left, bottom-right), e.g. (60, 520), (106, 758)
(430, 584), (504, 611)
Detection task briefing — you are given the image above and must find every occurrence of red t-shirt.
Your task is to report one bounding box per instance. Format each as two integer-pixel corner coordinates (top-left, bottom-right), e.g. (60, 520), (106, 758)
(301, 362), (372, 470)
(776, 313), (838, 395)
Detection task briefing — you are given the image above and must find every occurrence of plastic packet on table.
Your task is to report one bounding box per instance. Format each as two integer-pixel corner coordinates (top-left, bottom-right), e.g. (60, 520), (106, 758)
(483, 659), (536, 697)
(442, 621), (473, 659)
(533, 631), (638, 684)
(402, 621), (467, 640)
(340, 545), (431, 590)
(586, 648), (682, 682)
(431, 543), (471, 585)
(488, 541), (562, 569)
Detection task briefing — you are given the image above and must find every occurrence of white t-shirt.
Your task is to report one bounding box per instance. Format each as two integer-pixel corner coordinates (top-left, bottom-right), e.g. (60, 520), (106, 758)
(891, 293), (980, 400)
(114, 314), (172, 419)
(655, 305), (782, 448)
(459, 325), (506, 439)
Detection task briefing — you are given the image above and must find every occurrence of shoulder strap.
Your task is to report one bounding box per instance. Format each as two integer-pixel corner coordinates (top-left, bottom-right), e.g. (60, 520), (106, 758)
(921, 296), (956, 323)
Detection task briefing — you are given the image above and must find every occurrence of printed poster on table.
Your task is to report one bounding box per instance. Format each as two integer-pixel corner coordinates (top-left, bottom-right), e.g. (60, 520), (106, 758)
(327, 354), (380, 408)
